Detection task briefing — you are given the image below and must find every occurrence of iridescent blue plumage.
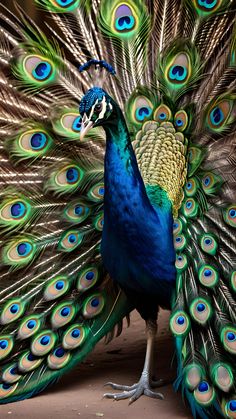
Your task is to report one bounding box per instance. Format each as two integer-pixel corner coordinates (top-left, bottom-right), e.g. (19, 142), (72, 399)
(0, 2), (235, 417)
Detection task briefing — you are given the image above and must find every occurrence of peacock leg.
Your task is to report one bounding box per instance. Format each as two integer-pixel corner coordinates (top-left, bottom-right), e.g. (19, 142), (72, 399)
(103, 319), (164, 403)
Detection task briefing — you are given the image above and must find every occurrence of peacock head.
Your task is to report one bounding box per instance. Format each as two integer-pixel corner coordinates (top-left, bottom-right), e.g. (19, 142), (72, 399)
(79, 87), (113, 140)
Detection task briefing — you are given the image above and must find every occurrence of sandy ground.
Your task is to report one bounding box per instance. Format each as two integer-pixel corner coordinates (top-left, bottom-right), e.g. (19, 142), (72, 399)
(0, 310), (192, 419)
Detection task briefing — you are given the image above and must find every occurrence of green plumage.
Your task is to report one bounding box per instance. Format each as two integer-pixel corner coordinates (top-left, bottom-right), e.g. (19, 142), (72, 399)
(0, 1), (235, 418)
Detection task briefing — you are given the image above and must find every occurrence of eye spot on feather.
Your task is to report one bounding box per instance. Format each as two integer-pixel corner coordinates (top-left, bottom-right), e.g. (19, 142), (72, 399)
(23, 55), (55, 84)
(65, 168), (79, 184)
(51, 302), (76, 328)
(169, 65), (186, 81)
(154, 104), (172, 123)
(54, 0), (78, 8)
(18, 351), (43, 373)
(1, 299), (25, 325)
(34, 62), (51, 80)
(224, 399), (236, 418)
(43, 276), (69, 301)
(2, 364), (21, 384)
(58, 230), (83, 252)
(200, 234), (218, 255)
(170, 311), (190, 336)
(113, 4), (136, 33)
(210, 106), (223, 125)
(16, 128), (53, 159)
(88, 183), (105, 202)
(64, 201), (90, 223)
(10, 202), (26, 218)
(63, 324), (88, 350)
(193, 0), (223, 14)
(207, 99), (234, 131)
(82, 293), (105, 319)
(30, 132), (47, 150)
(17, 242), (32, 257)
(130, 96), (154, 125)
(135, 106), (152, 122)
(77, 267), (99, 292)
(173, 218), (182, 234)
(0, 382), (18, 399)
(31, 330), (56, 356)
(174, 110), (188, 132)
(194, 381), (215, 406)
(198, 265), (219, 288)
(174, 234), (186, 251)
(2, 238), (36, 266)
(221, 327), (236, 354)
(184, 178), (198, 197)
(223, 205), (236, 228)
(18, 315), (42, 340)
(93, 213), (104, 231)
(0, 336), (14, 360)
(197, 381), (215, 402)
(183, 198), (198, 218)
(0, 197), (32, 227)
(166, 53), (191, 87)
(190, 298), (212, 325)
(175, 253), (187, 271)
(47, 346), (71, 370)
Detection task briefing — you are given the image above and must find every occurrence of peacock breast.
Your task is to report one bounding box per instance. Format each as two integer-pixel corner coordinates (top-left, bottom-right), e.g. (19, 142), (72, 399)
(133, 118), (188, 217)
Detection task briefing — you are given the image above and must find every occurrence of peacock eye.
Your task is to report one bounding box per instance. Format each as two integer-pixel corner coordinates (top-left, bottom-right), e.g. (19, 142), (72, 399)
(94, 104), (102, 113)
(23, 56), (54, 83)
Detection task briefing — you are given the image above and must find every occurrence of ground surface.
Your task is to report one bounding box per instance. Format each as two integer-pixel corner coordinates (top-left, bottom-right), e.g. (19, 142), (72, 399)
(1, 310), (192, 419)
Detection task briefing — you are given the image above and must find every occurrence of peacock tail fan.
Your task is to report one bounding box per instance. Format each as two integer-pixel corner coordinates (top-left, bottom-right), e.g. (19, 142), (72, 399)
(0, 1), (134, 404)
(0, 0), (235, 417)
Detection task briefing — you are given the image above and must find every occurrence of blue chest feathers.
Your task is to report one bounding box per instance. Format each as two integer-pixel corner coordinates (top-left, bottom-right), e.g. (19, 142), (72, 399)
(101, 132), (176, 303)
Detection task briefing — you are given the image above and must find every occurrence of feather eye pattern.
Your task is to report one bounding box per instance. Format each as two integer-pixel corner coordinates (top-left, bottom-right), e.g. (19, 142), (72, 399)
(44, 163), (84, 195)
(191, 0), (230, 17)
(13, 43), (61, 91)
(205, 96), (236, 133)
(52, 108), (82, 139)
(2, 236), (37, 267)
(6, 125), (54, 162)
(99, 0), (150, 40)
(35, 0), (81, 13)
(0, 0), (235, 417)
(0, 195), (32, 230)
(158, 41), (201, 101)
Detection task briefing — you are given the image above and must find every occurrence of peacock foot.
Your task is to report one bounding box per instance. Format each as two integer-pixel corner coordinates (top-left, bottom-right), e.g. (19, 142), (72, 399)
(103, 373), (164, 404)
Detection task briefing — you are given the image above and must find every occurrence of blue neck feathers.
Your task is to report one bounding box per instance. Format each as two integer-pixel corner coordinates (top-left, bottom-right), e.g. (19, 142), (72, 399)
(101, 100), (176, 301)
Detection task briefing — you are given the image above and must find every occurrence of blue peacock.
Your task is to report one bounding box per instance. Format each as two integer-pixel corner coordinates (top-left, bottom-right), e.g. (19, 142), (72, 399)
(0, 1), (235, 417)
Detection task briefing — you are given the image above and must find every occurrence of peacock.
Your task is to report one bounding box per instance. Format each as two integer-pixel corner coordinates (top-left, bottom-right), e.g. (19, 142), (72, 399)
(0, 0), (235, 417)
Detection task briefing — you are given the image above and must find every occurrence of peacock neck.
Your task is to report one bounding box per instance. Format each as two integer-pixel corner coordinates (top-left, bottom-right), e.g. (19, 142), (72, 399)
(103, 101), (147, 198)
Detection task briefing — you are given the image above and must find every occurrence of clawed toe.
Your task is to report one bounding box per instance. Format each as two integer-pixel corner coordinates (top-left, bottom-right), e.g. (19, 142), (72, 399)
(104, 382), (138, 391)
(103, 379), (164, 403)
(144, 388), (164, 399)
(103, 389), (136, 400)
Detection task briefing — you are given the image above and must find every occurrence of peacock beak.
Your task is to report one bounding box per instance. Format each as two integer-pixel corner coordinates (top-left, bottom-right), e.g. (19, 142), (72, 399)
(80, 114), (94, 141)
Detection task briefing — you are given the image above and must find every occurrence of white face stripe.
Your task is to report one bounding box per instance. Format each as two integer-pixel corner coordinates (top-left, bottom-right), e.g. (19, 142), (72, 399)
(87, 96), (110, 124)
(98, 96), (107, 121)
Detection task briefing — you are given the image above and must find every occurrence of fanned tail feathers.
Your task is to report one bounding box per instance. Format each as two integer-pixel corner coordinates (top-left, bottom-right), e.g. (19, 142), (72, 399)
(0, 1), (235, 417)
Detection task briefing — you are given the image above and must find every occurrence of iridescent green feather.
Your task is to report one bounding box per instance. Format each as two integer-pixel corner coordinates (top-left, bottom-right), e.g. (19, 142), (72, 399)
(0, 194), (33, 231)
(35, 0), (81, 13)
(98, 0), (150, 41)
(6, 124), (54, 162)
(12, 25), (63, 91)
(158, 41), (201, 102)
(125, 87), (158, 129)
